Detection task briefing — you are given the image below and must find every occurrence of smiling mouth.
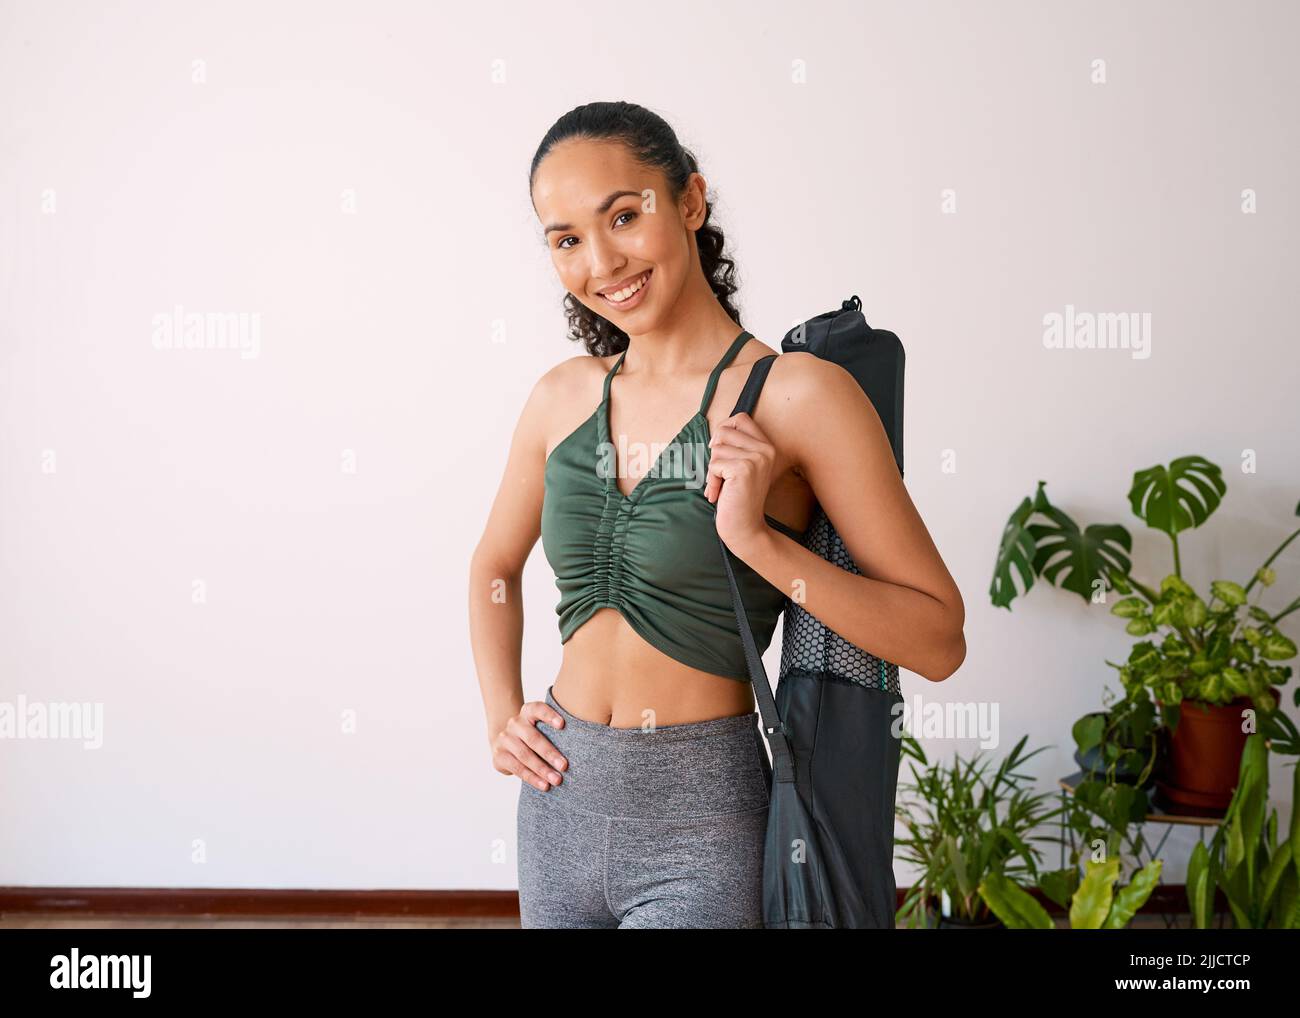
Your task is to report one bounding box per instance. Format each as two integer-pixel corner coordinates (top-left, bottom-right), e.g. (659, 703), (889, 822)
(598, 269), (652, 306)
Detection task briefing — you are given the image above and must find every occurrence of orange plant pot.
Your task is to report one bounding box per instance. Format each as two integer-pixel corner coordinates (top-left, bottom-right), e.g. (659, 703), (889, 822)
(1154, 694), (1265, 812)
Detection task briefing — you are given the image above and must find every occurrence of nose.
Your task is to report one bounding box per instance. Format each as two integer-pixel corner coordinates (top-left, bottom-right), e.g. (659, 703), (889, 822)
(583, 231), (625, 288)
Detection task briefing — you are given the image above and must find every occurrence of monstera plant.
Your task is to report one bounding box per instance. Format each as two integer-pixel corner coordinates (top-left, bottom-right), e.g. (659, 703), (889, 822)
(990, 455), (1300, 811)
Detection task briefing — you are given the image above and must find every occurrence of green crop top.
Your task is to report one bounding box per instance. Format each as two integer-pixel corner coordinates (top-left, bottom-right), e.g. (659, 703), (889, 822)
(540, 329), (804, 682)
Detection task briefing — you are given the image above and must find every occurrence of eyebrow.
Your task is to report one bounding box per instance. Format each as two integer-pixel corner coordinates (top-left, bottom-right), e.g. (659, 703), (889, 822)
(543, 189), (642, 236)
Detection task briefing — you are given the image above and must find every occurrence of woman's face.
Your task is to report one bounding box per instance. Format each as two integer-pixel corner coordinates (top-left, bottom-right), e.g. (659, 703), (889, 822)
(532, 139), (703, 331)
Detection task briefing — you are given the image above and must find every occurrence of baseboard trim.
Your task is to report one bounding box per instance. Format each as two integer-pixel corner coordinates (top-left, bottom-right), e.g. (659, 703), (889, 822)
(0, 885), (1195, 919)
(0, 888), (520, 919)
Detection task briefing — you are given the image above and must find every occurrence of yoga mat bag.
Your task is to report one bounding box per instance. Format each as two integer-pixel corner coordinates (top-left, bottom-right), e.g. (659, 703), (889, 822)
(716, 295), (906, 929)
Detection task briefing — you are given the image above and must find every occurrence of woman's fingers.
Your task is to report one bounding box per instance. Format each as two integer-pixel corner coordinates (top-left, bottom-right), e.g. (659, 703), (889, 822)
(522, 698), (565, 733)
(509, 712), (567, 772)
(706, 414), (774, 503)
(498, 703), (568, 790)
(704, 447), (765, 503)
(718, 410), (763, 437)
(710, 416), (774, 462)
(496, 728), (562, 790)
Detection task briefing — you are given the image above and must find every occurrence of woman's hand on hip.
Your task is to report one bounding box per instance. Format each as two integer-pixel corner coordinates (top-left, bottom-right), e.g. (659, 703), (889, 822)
(490, 701), (568, 791)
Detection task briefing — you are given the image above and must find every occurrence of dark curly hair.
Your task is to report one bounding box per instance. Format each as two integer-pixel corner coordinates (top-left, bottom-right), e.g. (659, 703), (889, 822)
(528, 100), (742, 358)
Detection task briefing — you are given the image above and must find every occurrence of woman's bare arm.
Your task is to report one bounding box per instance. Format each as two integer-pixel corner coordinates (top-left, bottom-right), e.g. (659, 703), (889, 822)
(718, 352), (966, 682)
(467, 363), (571, 750)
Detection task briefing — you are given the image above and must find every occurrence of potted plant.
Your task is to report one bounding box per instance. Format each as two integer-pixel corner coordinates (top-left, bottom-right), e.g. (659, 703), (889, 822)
(990, 455), (1299, 809)
(1054, 761), (1160, 892)
(978, 857), (1163, 929)
(1186, 733), (1300, 928)
(894, 733), (1066, 929)
(1072, 688), (1158, 787)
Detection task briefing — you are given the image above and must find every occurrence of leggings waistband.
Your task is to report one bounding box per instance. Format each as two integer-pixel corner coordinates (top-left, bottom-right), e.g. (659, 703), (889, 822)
(530, 685), (770, 819)
(544, 685), (761, 742)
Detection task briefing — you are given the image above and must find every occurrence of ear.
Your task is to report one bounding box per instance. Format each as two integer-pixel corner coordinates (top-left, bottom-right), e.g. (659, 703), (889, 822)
(680, 172), (709, 230)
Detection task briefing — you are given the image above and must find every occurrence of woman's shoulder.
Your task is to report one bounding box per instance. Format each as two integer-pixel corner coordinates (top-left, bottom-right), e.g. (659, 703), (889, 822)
(747, 348), (883, 451)
(531, 349), (616, 405)
(755, 348), (889, 479)
(522, 350), (618, 458)
(759, 348), (861, 411)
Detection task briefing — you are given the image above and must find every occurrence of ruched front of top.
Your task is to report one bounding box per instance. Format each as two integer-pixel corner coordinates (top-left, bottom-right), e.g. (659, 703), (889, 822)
(540, 329), (804, 682)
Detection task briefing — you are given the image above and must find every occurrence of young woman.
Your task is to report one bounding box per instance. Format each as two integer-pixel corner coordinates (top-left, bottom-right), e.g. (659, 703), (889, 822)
(468, 100), (965, 929)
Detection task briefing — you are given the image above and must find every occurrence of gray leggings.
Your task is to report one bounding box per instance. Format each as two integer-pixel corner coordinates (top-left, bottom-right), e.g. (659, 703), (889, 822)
(516, 684), (772, 929)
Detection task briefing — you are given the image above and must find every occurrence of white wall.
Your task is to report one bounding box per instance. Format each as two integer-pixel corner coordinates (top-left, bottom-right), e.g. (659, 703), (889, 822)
(1, 0), (1297, 891)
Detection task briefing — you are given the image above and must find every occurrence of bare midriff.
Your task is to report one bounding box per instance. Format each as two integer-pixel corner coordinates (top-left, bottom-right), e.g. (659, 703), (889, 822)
(551, 608), (759, 728)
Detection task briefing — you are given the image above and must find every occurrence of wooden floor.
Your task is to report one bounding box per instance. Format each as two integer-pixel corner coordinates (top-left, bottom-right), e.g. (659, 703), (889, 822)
(1, 912), (1201, 929)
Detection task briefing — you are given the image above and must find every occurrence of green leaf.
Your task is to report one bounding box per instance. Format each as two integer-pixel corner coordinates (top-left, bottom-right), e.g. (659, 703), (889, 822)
(1182, 596), (1208, 628)
(1261, 633), (1298, 660)
(1070, 858), (1120, 929)
(1128, 456), (1226, 536)
(1202, 673), (1224, 703)
(1027, 522), (1133, 605)
(1129, 642), (1160, 669)
(1105, 859), (1163, 928)
(1275, 869), (1300, 929)
(1161, 574), (1197, 598)
(1255, 567), (1276, 588)
(1221, 667), (1250, 697)
(1038, 868), (1080, 911)
(1111, 597), (1147, 619)
(1212, 580), (1248, 606)
(1187, 841), (1213, 929)
(990, 489), (1042, 610)
(978, 872), (1053, 930)
(947, 835), (973, 901)
(1290, 760), (1300, 889)
(1261, 840), (1293, 913)
(1073, 713), (1105, 754)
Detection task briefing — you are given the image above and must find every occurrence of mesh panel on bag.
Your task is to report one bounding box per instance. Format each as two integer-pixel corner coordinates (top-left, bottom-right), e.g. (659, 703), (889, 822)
(779, 504), (902, 696)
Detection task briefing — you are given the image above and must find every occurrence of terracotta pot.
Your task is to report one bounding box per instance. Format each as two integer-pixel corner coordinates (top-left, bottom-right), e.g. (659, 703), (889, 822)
(1155, 691), (1274, 812)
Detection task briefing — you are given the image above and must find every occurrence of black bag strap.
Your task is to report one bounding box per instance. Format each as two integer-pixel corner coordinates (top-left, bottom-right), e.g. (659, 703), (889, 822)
(716, 354), (795, 782)
(717, 536), (796, 782)
(729, 353), (777, 416)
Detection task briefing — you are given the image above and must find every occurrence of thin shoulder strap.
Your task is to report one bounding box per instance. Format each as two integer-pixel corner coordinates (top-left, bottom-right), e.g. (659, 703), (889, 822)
(601, 347), (628, 402)
(698, 330), (753, 413)
(729, 354), (777, 417)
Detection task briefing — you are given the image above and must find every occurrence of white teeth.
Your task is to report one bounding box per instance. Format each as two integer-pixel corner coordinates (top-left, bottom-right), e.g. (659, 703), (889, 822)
(603, 272), (649, 302)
